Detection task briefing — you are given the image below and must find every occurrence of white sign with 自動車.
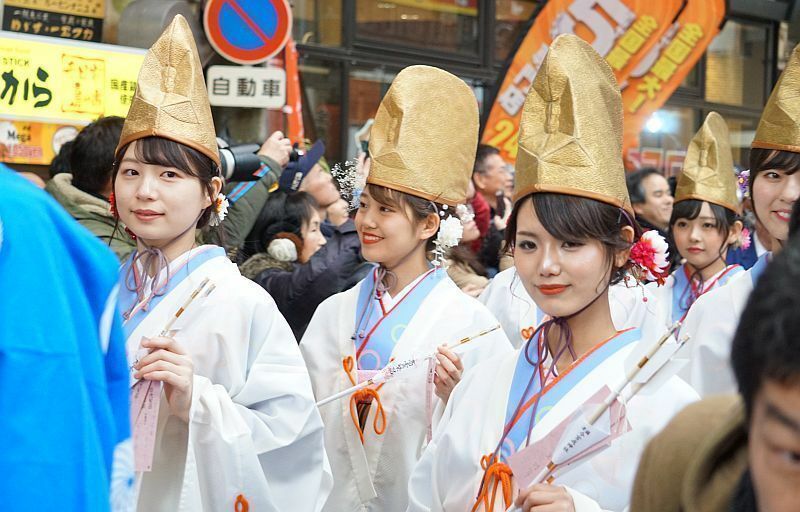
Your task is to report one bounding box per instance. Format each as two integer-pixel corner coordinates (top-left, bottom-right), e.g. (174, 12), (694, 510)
(206, 65), (286, 109)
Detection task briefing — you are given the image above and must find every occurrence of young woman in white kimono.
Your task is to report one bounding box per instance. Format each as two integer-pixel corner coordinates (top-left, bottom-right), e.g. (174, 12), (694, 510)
(680, 44), (800, 397)
(300, 65), (513, 512)
(111, 16), (330, 512)
(644, 112), (744, 335)
(407, 34), (698, 512)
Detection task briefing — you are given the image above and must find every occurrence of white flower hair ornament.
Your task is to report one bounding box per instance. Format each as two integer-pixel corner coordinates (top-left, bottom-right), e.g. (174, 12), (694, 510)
(209, 193), (229, 227)
(432, 205), (465, 268)
(267, 238), (299, 262)
(331, 159), (365, 210)
(629, 230), (670, 286)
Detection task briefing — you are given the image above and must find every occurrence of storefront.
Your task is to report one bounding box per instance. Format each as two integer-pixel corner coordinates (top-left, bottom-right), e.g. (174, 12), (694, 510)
(293, 0), (799, 173)
(1, 0), (798, 173)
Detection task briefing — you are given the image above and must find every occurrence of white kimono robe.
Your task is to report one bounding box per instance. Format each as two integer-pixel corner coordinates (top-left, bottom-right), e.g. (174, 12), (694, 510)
(301, 271), (513, 512)
(479, 267), (654, 348)
(407, 330), (698, 512)
(122, 246), (331, 512)
(644, 263), (742, 329)
(679, 253), (770, 396)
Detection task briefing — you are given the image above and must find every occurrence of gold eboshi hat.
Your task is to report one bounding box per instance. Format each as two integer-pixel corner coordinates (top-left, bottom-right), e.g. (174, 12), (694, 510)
(115, 15), (219, 165)
(367, 65), (479, 206)
(675, 112), (739, 213)
(752, 42), (800, 153)
(513, 34), (632, 215)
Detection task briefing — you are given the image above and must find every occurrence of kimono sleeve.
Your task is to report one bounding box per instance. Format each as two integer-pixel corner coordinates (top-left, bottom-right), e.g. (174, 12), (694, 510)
(186, 289), (332, 511)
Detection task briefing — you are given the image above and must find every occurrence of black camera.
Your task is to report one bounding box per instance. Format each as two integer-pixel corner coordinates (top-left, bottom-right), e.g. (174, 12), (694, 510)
(217, 138), (265, 182)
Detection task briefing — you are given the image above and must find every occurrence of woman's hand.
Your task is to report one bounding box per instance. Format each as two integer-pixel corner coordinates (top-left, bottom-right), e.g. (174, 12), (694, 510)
(433, 345), (463, 402)
(134, 336), (194, 423)
(515, 484), (575, 512)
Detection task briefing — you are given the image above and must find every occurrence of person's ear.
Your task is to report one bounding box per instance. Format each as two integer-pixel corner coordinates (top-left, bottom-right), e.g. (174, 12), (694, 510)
(205, 176), (223, 209)
(728, 219), (744, 246)
(419, 212), (440, 241)
(472, 173), (486, 191)
(632, 203), (645, 217)
(614, 225), (635, 268)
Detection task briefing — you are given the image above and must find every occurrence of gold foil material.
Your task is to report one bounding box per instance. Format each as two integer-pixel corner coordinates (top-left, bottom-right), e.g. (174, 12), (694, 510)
(368, 65), (479, 206)
(752, 42), (800, 153)
(513, 34), (632, 215)
(676, 112), (739, 213)
(116, 15), (219, 165)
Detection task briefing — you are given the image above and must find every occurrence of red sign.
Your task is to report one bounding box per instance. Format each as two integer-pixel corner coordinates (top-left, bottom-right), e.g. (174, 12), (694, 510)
(203, 0), (292, 65)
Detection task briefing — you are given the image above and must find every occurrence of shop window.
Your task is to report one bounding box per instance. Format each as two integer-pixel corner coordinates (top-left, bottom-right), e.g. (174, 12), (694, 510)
(637, 107), (698, 177)
(495, 0), (538, 63)
(705, 20), (768, 108)
(299, 58), (343, 162)
(355, 0), (480, 56)
(722, 114), (759, 170)
(293, 0), (343, 46)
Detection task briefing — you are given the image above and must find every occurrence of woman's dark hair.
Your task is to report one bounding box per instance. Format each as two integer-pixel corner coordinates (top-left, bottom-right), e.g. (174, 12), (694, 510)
(732, 230), (800, 419)
(72, 116), (125, 195)
(240, 191), (318, 262)
(364, 183), (448, 253)
(505, 193), (641, 286)
(113, 136), (220, 229)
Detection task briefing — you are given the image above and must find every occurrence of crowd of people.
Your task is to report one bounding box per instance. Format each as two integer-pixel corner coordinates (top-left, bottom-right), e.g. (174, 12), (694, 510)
(4, 15), (800, 512)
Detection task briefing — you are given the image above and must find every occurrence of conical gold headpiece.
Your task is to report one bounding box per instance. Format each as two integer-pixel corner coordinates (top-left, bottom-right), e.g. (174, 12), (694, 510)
(676, 112), (739, 213)
(116, 15), (219, 165)
(752, 42), (800, 153)
(368, 65), (479, 206)
(513, 34), (631, 215)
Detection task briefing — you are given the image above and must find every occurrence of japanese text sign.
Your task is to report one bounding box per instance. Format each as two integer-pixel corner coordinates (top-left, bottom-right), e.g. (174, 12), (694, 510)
(4, 0), (105, 42)
(0, 32), (145, 125)
(622, 0), (726, 166)
(206, 65), (286, 109)
(482, 0), (684, 164)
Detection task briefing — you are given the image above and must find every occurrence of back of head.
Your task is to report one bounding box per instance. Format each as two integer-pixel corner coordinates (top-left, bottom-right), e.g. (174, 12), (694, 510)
(473, 144), (500, 175)
(49, 140), (74, 178)
(241, 191), (318, 261)
(732, 228), (800, 417)
(70, 116), (124, 196)
(626, 168), (660, 206)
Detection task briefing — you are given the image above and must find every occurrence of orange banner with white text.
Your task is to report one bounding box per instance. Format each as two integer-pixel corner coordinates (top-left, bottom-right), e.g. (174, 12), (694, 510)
(482, 0), (685, 164)
(621, 0), (726, 168)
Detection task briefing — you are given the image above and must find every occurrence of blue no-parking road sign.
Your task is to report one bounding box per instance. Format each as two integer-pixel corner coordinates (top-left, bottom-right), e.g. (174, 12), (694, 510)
(203, 0), (292, 65)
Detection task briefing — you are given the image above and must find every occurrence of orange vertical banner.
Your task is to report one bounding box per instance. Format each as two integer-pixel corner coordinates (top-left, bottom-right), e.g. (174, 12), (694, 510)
(621, 0), (726, 167)
(283, 37), (304, 145)
(482, 0), (684, 164)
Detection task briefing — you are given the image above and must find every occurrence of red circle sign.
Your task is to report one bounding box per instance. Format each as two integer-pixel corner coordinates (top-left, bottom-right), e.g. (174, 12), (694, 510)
(203, 0), (292, 65)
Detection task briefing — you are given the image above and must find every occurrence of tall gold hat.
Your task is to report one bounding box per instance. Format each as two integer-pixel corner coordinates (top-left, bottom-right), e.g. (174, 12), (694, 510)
(116, 15), (219, 165)
(752, 42), (800, 153)
(513, 34), (632, 215)
(675, 112), (739, 212)
(368, 65), (479, 206)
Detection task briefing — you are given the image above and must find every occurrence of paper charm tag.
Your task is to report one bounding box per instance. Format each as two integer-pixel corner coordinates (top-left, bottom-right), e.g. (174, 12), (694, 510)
(131, 379), (162, 472)
(507, 386), (628, 489)
(550, 406), (612, 465)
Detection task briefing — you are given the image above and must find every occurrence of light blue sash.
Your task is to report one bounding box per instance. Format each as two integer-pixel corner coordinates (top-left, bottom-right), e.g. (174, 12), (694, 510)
(118, 246), (225, 340)
(500, 328), (640, 461)
(353, 267), (445, 370)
